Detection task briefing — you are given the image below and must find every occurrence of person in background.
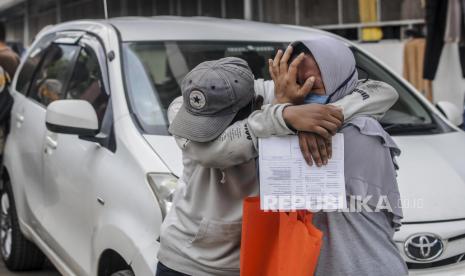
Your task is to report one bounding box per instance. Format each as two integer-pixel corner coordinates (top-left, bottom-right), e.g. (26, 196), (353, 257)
(0, 21), (19, 162)
(0, 22), (19, 78)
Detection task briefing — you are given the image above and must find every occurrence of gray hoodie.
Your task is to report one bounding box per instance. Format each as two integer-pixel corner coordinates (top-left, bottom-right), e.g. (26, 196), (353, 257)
(157, 79), (398, 276)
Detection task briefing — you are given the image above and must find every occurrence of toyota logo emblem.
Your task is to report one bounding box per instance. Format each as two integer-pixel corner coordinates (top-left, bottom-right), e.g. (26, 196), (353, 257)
(404, 233), (444, 262)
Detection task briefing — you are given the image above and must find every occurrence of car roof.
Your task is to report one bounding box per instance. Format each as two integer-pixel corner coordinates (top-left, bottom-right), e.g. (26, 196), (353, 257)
(45, 16), (344, 43)
(110, 16), (331, 42)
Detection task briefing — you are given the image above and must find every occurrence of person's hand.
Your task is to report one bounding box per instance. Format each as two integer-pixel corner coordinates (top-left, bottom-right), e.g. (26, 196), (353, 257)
(282, 104), (343, 139)
(268, 46), (315, 104)
(298, 132), (332, 167)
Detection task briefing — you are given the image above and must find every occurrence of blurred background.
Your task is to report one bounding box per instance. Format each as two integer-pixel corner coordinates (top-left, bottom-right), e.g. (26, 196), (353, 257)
(0, 0), (463, 122)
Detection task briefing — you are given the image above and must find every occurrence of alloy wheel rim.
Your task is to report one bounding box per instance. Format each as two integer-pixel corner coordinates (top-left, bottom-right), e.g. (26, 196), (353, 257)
(0, 191), (12, 259)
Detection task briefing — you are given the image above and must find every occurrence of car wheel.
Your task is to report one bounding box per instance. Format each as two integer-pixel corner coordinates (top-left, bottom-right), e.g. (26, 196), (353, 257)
(0, 179), (45, 271)
(110, 270), (135, 276)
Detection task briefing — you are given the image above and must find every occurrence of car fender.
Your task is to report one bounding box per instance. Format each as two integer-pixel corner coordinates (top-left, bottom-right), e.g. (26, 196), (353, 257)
(92, 219), (160, 276)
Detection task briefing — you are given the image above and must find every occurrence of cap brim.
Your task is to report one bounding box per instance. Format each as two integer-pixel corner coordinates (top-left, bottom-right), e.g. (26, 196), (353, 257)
(168, 104), (236, 142)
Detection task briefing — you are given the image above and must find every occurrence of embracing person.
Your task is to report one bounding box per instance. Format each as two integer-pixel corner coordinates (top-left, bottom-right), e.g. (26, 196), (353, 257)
(156, 37), (403, 275)
(270, 37), (408, 275)
(0, 22), (19, 162)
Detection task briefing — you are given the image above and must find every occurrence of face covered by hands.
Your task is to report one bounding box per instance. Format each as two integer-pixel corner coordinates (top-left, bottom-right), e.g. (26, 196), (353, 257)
(269, 44), (342, 167)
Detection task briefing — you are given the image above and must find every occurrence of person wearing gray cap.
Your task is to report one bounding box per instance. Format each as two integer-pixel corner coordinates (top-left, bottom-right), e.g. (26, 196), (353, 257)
(168, 57), (262, 142)
(156, 54), (399, 275)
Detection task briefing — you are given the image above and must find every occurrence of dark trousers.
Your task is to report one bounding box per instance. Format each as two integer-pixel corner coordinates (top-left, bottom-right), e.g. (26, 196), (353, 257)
(424, 0), (465, 80)
(423, 0), (448, 80)
(156, 262), (191, 276)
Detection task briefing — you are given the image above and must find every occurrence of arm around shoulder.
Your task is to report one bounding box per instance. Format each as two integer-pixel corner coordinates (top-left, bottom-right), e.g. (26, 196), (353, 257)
(330, 80), (399, 121)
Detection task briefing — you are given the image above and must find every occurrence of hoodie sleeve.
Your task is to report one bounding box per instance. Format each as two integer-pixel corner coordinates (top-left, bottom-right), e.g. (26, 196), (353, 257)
(255, 78), (398, 121)
(329, 80), (399, 120)
(254, 79), (275, 105)
(176, 103), (294, 169)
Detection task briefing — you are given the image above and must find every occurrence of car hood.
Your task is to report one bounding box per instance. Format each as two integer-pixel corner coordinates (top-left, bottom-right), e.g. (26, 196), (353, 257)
(143, 135), (183, 177)
(144, 131), (465, 223)
(393, 131), (465, 223)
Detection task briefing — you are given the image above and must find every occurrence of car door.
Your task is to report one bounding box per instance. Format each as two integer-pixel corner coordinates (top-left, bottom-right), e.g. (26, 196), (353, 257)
(10, 34), (79, 228)
(8, 35), (51, 228)
(41, 34), (112, 275)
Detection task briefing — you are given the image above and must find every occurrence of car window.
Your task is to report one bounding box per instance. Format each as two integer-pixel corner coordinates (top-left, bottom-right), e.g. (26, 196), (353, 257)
(123, 41), (287, 135)
(29, 43), (79, 106)
(123, 41), (448, 136)
(66, 46), (109, 125)
(353, 48), (432, 125)
(15, 33), (55, 95)
(352, 48), (452, 135)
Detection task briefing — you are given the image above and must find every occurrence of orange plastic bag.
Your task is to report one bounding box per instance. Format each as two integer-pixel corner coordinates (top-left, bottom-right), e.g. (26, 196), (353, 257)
(240, 197), (323, 276)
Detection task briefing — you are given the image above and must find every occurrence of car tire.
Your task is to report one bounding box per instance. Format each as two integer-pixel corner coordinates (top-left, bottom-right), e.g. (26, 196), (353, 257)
(110, 270), (135, 276)
(0, 178), (45, 271)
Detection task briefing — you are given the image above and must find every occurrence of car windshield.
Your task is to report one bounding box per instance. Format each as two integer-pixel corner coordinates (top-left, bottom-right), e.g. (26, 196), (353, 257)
(122, 41), (451, 136)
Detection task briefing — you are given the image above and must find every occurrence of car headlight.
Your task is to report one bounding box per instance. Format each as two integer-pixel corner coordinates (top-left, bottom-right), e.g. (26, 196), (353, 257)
(147, 173), (179, 219)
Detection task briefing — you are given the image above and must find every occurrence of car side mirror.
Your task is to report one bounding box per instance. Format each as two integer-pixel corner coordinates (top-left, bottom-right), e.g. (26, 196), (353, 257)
(436, 101), (463, 126)
(46, 100), (99, 136)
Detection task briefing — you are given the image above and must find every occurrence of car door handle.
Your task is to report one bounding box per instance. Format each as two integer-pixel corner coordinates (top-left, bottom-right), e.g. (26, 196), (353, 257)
(15, 113), (24, 122)
(45, 136), (58, 150)
(15, 113), (24, 128)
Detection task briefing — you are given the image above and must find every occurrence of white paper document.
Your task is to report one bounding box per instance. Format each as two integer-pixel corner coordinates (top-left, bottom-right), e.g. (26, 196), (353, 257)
(259, 134), (346, 211)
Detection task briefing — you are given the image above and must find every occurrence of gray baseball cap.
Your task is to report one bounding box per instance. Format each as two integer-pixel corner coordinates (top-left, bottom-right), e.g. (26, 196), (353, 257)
(168, 57), (255, 142)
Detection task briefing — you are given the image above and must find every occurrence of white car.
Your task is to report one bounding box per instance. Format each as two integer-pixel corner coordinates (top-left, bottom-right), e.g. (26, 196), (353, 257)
(1, 17), (465, 276)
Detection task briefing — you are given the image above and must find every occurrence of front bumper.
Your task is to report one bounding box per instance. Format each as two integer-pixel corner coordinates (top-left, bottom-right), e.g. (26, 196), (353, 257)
(394, 219), (465, 275)
(408, 261), (465, 275)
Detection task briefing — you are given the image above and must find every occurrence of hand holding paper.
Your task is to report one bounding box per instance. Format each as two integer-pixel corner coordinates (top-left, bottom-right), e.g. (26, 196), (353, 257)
(259, 134), (346, 211)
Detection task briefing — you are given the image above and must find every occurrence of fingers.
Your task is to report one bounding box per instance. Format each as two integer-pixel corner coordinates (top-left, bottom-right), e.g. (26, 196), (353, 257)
(279, 46), (293, 74)
(284, 105), (341, 137)
(300, 133), (332, 167)
(311, 126), (331, 140)
(268, 59), (276, 80)
(322, 114), (342, 129)
(297, 76), (315, 99)
(298, 132), (313, 166)
(288, 52), (305, 83)
(316, 136), (329, 165)
(320, 120), (340, 135)
(325, 138), (332, 159)
(326, 105), (344, 122)
(305, 105), (342, 133)
(273, 49), (283, 74)
(307, 135), (323, 167)
(327, 114), (343, 127)
(318, 105), (343, 128)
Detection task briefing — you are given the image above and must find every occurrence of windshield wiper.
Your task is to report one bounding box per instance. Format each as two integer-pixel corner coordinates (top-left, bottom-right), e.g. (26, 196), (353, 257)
(382, 123), (437, 134)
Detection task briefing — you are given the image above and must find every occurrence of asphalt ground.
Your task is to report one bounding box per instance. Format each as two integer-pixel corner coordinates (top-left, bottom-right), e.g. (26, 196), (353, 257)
(0, 260), (60, 276)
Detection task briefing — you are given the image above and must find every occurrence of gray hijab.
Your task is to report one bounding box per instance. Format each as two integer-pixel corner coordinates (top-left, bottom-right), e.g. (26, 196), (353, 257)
(299, 36), (359, 102)
(298, 37), (403, 228)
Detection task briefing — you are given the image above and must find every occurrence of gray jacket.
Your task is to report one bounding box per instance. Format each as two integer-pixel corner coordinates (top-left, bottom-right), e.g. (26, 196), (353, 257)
(157, 79), (398, 276)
